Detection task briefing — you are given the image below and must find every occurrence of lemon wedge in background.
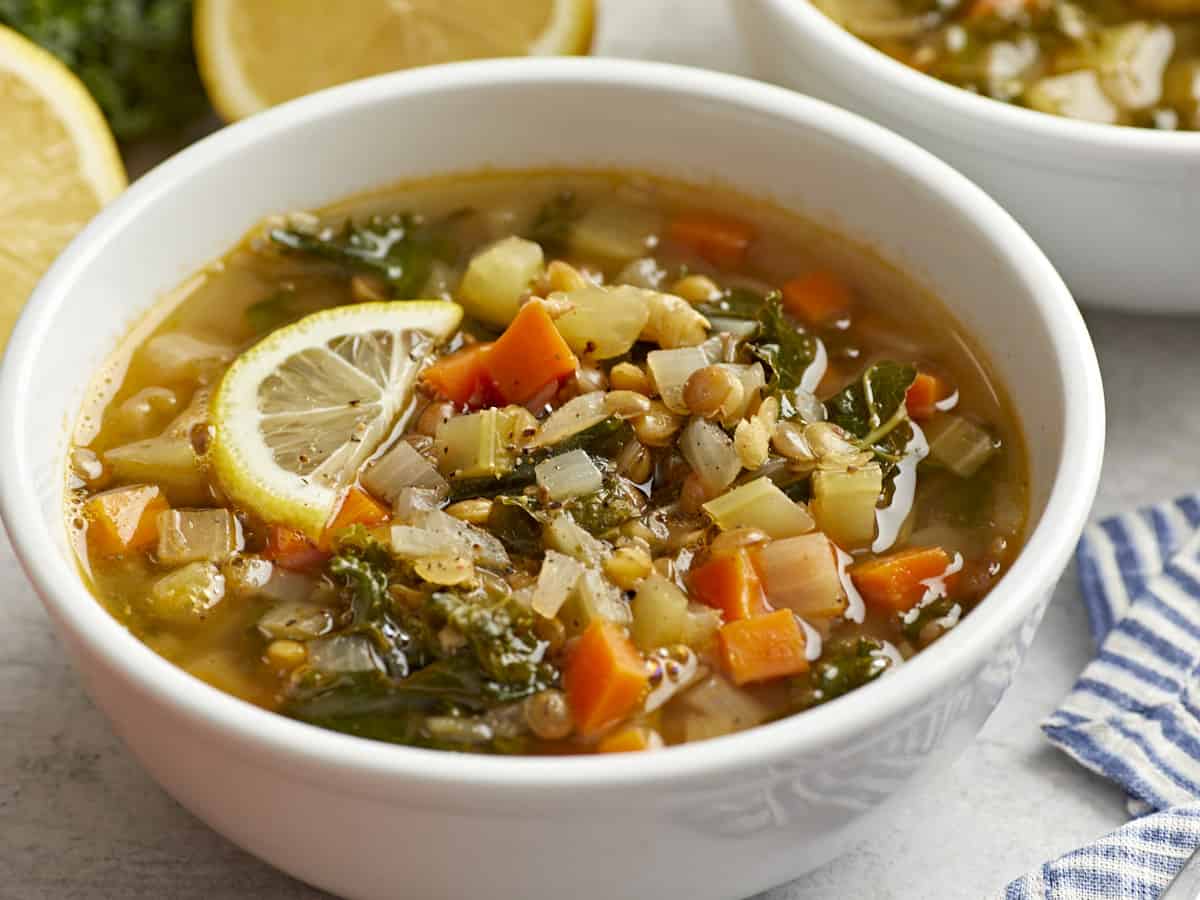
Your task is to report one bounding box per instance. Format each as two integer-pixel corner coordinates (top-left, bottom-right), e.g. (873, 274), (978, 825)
(210, 301), (462, 537)
(195, 0), (596, 121)
(0, 25), (126, 352)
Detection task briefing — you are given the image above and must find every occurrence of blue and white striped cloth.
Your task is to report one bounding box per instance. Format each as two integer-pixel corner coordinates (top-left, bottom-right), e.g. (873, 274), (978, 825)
(1003, 495), (1200, 899)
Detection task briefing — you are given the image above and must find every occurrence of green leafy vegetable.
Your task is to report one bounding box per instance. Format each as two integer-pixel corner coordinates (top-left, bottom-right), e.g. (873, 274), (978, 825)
(745, 292), (818, 392)
(695, 287), (765, 321)
(792, 636), (894, 709)
(826, 361), (917, 439)
(564, 476), (645, 536)
(900, 595), (962, 642)
(524, 190), (578, 252)
(244, 286), (302, 334)
(0, 0), (207, 139)
(269, 213), (454, 299)
(486, 496), (544, 557)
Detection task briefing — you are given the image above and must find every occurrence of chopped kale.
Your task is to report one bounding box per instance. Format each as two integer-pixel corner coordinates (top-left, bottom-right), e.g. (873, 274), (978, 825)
(792, 636), (895, 709)
(745, 292), (818, 392)
(826, 360), (916, 439)
(695, 287), (766, 321)
(486, 496), (544, 557)
(564, 475), (645, 536)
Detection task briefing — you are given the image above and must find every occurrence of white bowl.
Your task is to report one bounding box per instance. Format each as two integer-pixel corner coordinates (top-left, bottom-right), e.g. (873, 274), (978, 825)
(0, 59), (1103, 900)
(733, 0), (1200, 314)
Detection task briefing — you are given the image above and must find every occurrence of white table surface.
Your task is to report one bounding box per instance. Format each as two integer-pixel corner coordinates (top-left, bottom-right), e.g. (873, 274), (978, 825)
(3, 2), (1198, 897)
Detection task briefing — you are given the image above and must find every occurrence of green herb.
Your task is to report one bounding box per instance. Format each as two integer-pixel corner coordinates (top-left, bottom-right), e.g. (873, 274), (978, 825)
(486, 496), (544, 557)
(900, 595), (961, 642)
(269, 213), (454, 299)
(524, 190), (578, 252)
(564, 476), (645, 536)
(792, 636), (894, 709)
(746, 292), (818, 392)
(826, 361), (916, 440)
(0, 0), (207, 140)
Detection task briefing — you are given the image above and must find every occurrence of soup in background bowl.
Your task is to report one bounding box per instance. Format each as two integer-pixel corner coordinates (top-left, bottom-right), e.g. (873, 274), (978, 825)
(0, 60), (1103, 900)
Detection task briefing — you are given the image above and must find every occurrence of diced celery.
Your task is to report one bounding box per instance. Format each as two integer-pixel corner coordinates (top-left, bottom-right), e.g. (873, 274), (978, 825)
(647, 346), (709, 413)
(1025, 71), (1120, 124)
(433, 408), (519, 478)
(680, 417), (741, 494)
(535, 449), (603, 501)
(811, 465), (883, 549)
(757, 533), (847, 620)
(552, 285), (651, 359)
(560, 568), (631, 635)
(631, 574), (689, 650)
(362, 440), (447, 504)
(568, 203), (662, 262)
(458, 236), (544, 328)
(147, 561), (225, 626)
(156, 508), (243, 565)
(925, 414), (996, 478)
(702, 477), (815, 539)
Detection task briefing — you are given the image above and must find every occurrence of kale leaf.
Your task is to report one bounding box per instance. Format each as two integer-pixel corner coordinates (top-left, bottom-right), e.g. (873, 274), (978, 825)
(696, 287), (766, 321)
(486, 496), (544, 557)
(792, 636), (895, 709)
(745, 293), (818, 392)
(826, 361), (916, 439)
(564, 475), (645, 536)
(0, 0), (207, 140)
(269, 213), (453, 299)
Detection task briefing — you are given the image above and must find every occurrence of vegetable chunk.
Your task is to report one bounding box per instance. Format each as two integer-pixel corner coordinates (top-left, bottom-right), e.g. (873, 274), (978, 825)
(85, 484), (168, 557)
(851, 546), (952, 613)
(483, 301), (578, 403)
(719, 609), (809, 685)
(565, 621), (649, 736)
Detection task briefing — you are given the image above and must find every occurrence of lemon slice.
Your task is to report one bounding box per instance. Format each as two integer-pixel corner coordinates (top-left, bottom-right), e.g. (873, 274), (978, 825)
(195, 0), (596, 121)
(210, 301), (463, 536)
(0, 25), (126, 351)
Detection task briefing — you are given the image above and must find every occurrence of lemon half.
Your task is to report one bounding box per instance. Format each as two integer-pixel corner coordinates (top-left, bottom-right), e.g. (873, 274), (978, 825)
(210, 301), (463, 536)
(0, 25), (126, 351)
(196, 0), (596, 121)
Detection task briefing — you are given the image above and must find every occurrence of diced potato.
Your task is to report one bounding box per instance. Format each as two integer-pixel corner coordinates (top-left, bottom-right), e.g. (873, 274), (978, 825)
(84, 484), (169, 556)
(1025, 71), (1121, 124)
(702, 477), (815, 539)
(156, 508), (243, 565)
(458, 236), (544, 328)
(631, 574), (689, 650)
(147, 562), (225, 626)
(433, 408), (519, 478)
(811, 465), (882, 549)
(568, 203), (661, 262)
(757, 533), (847, 620)
(560, 569), (631, 635)
(140, 332), (232, 382)
(552, 285), (651, 359)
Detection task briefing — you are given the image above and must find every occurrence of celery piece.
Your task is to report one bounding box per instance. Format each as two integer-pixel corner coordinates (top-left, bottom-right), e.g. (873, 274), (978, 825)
(811, 465), (883, 549)
(631, 574), (689, 650)
(552, 285), (651, 359)
(568, 203), (661, 262)
(647, 346), (709, 413)
(925, 415), (997, 478)
(458, 236), (544, 328)
(702, 477), (815, 538)
(433, 408), (519, 479)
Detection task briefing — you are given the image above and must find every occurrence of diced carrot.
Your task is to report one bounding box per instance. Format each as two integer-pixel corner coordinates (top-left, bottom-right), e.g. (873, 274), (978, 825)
(780, 271), (853, 326)
(420, 342), (496, 407)
(718, 609), (809, 685)
(597, 726), (663, 754)
(667, 212), (757, 269)
(84, 484), (168, 556)
(850, 546), (952, 614)
(905, 372), (949, 422)
(483, 302), (578, 404)
(565, 620), (650, 737)
(264, 524), (330, 571)
(319, 485), (390, 549)
(689, 549), (771, 622)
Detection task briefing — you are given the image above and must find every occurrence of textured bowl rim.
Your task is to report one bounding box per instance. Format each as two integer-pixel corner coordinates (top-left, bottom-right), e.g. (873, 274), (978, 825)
(761, 0), (1200, 157)
(0, 57), (1104, 793)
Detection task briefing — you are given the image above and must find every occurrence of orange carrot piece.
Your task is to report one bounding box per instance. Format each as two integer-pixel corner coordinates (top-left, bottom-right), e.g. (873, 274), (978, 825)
(850, 546), (952, 614)
(84, 484), (168, 556)
(668, 212), (757, 269)
(780, 271), (853, 326)
(718, 609), (809, 685)
(565, 620), (650, 737)
(597, 726), (663, 754)
(905, 372), (949, 422)
(320, 485), (390, 549)
(420, 342), (495, 407)
(264, 525), (330, 571)
(483, 302), (578, 404)
(689, 549), (771, 622)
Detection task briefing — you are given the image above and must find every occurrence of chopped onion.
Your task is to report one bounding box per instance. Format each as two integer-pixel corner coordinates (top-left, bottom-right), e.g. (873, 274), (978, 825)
(757, 533), (847, 620)
(156, 508), (243, 565)
(707, 317), (760, 341)
(531, 550), (584, 618)
(392, 486), (445, 524)
(702, 477), (815, 538)
(680, 418), (742, 494)
(647, 346), (709, 413)
(258, 600), (334, 640)
(535, 449), (603, 501)
(529, 392), (609, 448)
(424, 716), (494, 745)
(388, 524), (465, 559)
(223, 556), (314, 604)
(422, 509), (510, 569)
(543, 511), (609, 566)
(306, 635), (383, 674)
(563, 569), (631, 632)
(363, 440), (448, 505)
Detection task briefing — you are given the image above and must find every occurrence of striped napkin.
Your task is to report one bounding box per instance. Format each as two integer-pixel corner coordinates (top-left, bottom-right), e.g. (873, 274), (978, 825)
(1003, 495), (1200, 899)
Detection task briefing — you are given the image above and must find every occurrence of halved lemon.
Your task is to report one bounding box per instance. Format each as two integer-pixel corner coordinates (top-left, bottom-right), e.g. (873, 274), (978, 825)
(195, 0), (596, 121)
(210, 301), (463, 536)
(0, 25), (126, 352)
